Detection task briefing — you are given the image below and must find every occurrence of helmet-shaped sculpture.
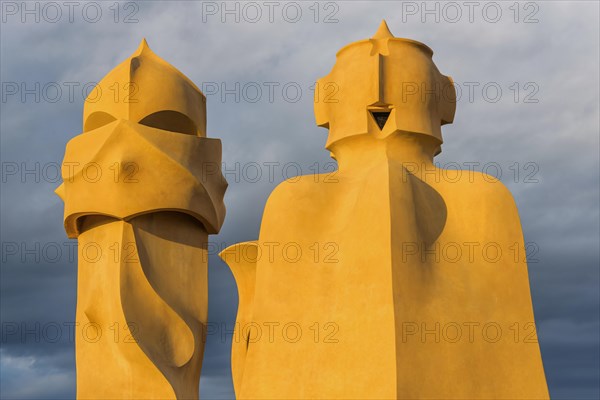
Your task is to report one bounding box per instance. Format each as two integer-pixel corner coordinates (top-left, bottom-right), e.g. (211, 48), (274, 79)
(57, 39), (227, 400)
(57, 39), (226, 239)
(315, 21), (456, 155)
(83, 39), (206, 136)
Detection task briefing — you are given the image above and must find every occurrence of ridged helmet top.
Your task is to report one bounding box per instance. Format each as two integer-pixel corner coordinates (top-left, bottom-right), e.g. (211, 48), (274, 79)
(314, 21), (456, 152)
(83, 39), (207, 136)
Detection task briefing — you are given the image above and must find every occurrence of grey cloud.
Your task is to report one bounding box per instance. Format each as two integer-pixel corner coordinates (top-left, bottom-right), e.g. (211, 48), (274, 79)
(1, 1), (598, 399)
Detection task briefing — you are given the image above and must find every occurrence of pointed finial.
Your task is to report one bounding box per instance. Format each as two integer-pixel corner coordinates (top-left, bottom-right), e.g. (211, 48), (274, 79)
(373, 20), (394, 40)
(134, 38), (151, 56)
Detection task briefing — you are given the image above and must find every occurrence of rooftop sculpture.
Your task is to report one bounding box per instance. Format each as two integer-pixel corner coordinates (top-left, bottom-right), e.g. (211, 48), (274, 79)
(57, 40), (226, 399)
(220, 21), (549, 399)
(57, 22), (548, 400)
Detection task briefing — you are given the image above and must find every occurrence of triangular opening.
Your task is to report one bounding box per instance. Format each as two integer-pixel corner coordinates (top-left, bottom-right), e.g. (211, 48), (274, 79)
(371, 111), (391, 130)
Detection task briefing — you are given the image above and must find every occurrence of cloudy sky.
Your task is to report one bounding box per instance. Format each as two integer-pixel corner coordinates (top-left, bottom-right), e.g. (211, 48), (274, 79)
(1, 1), (598, 399)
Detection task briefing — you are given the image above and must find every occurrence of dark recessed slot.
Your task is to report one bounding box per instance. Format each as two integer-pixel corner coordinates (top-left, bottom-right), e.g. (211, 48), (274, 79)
(139, 110), (197, 135)
(371, 111), (390, 130)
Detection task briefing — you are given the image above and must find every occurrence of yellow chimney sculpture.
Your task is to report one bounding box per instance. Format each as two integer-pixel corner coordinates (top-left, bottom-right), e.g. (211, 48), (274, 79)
(220, 21), (549, 399)
(56, 40), (226, 399)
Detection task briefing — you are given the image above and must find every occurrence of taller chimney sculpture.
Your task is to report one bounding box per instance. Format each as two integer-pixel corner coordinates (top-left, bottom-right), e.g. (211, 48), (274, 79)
(220, 21), (548, 399)
(56, 40), (226, 399)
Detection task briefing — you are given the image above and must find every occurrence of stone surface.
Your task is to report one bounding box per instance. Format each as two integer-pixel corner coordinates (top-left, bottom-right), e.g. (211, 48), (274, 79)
(220, 21), (549, 399)
(57, 40), (226, 400)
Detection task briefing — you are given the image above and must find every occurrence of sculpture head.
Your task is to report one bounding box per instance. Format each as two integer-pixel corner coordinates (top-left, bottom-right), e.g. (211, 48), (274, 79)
(83, 39), (206, 136)
(314, 21), (456, 155)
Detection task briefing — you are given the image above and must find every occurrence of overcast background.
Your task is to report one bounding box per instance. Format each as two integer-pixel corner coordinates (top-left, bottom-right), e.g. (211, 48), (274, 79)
(1, 1), (599, 399)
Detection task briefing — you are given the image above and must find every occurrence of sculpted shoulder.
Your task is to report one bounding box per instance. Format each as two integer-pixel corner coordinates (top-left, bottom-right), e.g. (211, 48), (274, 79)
(432, 167), (515, 204)
(431, 168), (523, 238)
(264, 173), (334, 212)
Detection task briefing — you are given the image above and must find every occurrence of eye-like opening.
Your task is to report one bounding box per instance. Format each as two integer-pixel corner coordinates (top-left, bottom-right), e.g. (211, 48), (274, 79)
(84, 111), (116, 132)
(370, 111), (391, 130)
(139, 110), (197, 135)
